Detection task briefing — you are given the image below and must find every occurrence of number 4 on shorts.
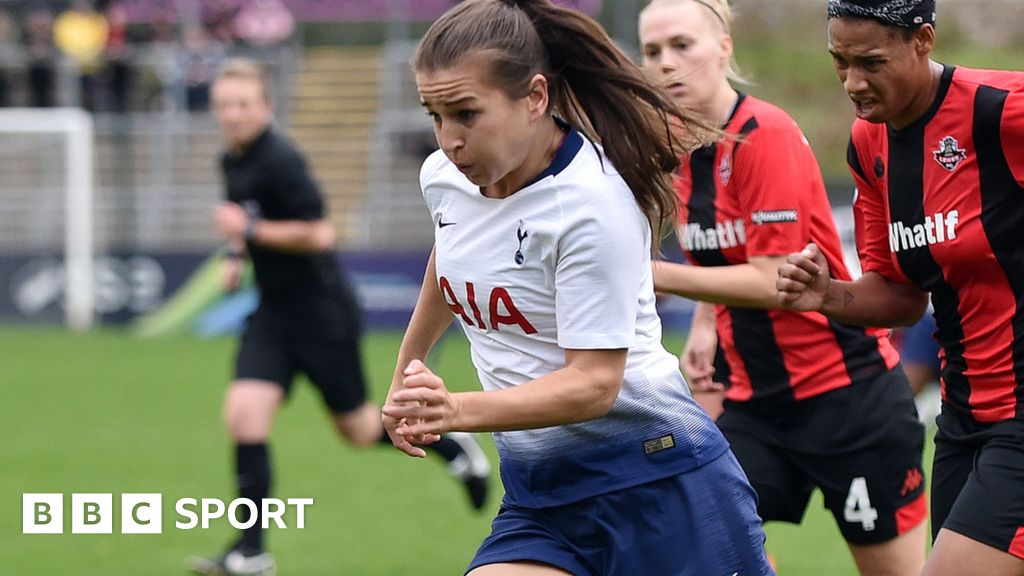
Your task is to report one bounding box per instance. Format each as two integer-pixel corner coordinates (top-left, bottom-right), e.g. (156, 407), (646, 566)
(844, 476), (878, 531)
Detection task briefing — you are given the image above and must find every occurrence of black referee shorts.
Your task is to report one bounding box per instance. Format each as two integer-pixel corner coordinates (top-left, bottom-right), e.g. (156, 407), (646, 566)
(932, 408), (1024, 558)
(234, 299), (367, 414)
(717, 368), (927, 545)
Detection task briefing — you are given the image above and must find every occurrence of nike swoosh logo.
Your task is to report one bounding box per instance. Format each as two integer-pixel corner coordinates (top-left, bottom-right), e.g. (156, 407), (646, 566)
(438, 220), (457, 228)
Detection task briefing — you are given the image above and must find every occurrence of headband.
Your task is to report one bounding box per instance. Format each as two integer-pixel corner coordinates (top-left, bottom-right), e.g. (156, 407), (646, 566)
(827, 0), (936, 28)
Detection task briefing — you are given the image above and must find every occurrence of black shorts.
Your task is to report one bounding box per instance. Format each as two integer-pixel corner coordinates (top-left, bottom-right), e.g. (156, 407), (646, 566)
(717, 368), (927, 545)
(234, 299), (367, 414)
(932, 408), (1024, 558)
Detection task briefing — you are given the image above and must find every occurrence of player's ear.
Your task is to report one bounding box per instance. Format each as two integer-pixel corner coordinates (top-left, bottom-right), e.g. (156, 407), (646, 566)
(526, 73), (550, 121)
(719, 32), (733, 62)
(913, 24), (935, 57)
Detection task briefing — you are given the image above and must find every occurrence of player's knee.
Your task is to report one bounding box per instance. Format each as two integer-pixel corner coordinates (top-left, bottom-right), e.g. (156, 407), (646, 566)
(340, 426), (379, 448)
(224, 406), (270, 442)
(222, 383), (278, 442)
(849, 522), (926, 576)
(334, 419), (381, 447)
(332, 404), (382, 447)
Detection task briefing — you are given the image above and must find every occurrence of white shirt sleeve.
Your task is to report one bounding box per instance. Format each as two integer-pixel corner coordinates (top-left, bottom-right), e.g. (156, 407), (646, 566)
(554, 183), (646, 349)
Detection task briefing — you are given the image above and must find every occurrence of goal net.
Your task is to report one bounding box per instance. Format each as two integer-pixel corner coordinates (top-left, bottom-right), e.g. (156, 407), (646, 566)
(0, 108), (94, 330)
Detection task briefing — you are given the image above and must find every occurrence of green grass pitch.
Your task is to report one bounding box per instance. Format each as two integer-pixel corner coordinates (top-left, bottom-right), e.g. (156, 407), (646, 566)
(2, 327), (930, 574)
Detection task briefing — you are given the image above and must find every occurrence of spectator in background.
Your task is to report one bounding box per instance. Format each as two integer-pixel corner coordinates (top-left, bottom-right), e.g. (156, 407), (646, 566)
(0, 7), (17, 107)
(24, 6), (56, 107)
(188, 58), (491, 576)
(53, 0), (109, 111)
(233, 0), (294, 47)
(141, 6), (181, 111)
(180, 23), (224, 111)
(101, 1), (132, 113)
(203, 0), (241, 46)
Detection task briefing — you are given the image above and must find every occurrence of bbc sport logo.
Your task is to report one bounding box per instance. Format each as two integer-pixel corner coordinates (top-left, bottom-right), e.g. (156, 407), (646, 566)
(23, 493), (314, 534)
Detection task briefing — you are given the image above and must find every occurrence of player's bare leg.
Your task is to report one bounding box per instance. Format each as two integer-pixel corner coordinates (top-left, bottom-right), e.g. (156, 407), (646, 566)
(189, 380), (283, 576)
(331, 401), (386, 447)
(224, 380), (284, 442)
(847, 520), (926, 576)
(469, 562), (573, 576)
(923, 529), (1024, 576)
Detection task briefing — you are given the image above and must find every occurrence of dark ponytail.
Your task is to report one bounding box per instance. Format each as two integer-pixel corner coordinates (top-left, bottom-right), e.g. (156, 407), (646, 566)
(415, 0), (713, 244)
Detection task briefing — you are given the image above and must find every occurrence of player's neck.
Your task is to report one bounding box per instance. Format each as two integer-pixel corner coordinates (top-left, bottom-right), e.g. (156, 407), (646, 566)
(891, 60), (944, 130)
(484, 118), (563, 199)
(704, 84), (740, 128)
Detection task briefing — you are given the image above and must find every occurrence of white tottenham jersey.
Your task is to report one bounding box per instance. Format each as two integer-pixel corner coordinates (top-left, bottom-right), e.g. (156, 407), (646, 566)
(421, 127), (727, 507)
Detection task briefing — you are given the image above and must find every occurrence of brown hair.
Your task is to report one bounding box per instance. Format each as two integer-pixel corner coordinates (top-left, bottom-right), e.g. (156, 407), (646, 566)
(415, 0), (713, 242)
(215, 57), (274, 104)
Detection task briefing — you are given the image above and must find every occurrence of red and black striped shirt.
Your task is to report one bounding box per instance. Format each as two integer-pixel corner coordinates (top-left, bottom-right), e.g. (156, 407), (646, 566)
(850, 65), (1024, 423)
(677, 94), (899, 405)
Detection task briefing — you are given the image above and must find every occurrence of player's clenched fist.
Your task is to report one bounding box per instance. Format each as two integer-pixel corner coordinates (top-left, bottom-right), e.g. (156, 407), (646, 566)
(383, 360), (461, 441)
(776, 243), (831, 312)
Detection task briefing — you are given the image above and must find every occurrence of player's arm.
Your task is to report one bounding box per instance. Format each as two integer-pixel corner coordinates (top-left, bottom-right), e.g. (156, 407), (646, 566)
(384, 247), (455, 456)
(654, 256), (784, 308)
(390, 247), (454, 384)
(679, 301), (721, 391)
(388, 348), (625, 435)
(220, 237), (248, 292)
(660, 121), (817, 309)
(240, 147), (337, 253)
(245, 217), (335, 253)
(778, 244), (928, 327)
(1002, 88), (1024, 186)
(384, 245), (629, 434)
(778, 133), (929, 327)
(214, 201), (335, 253)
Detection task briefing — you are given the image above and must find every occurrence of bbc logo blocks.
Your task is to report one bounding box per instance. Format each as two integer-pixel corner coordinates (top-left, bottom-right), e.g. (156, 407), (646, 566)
(22, 494), (63, 534)
(22, 493), (312, 534)
(23, 493), (162, 534)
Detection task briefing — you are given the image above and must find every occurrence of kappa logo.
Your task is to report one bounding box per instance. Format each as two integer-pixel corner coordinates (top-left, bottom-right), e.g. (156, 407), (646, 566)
(933, 136), (967, 171)
(514, 220), (528, 265)
(899, 467), (924, 497)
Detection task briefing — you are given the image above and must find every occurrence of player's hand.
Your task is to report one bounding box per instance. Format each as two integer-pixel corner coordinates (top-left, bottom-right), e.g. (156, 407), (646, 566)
(680, 325), (723, 393)
(777, 243), (831, 312)
(381, 412), (432, 458)
(222, 257), (243, 292)
(213, 202), (247, 240)
(382, 360), (459, 451)
(382, 374), (439, 460)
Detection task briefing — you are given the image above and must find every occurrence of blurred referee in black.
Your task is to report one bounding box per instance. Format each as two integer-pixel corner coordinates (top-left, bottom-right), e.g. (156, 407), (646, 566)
(189, 58), (491, 576)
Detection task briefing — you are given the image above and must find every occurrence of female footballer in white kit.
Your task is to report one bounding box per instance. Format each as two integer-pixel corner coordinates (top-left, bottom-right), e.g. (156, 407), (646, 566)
(382, 1), (773, 575)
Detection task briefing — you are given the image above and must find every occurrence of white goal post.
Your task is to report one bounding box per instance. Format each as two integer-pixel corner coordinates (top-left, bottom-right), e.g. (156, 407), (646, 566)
(0, 108), (95, 330)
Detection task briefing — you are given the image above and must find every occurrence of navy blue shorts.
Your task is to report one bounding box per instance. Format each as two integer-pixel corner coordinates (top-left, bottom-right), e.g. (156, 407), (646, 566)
(467, 451), (773, 576)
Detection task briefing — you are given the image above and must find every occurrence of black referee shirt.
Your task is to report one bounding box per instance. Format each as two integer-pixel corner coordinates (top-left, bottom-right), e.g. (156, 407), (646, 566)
(221, 127), (350, 305)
